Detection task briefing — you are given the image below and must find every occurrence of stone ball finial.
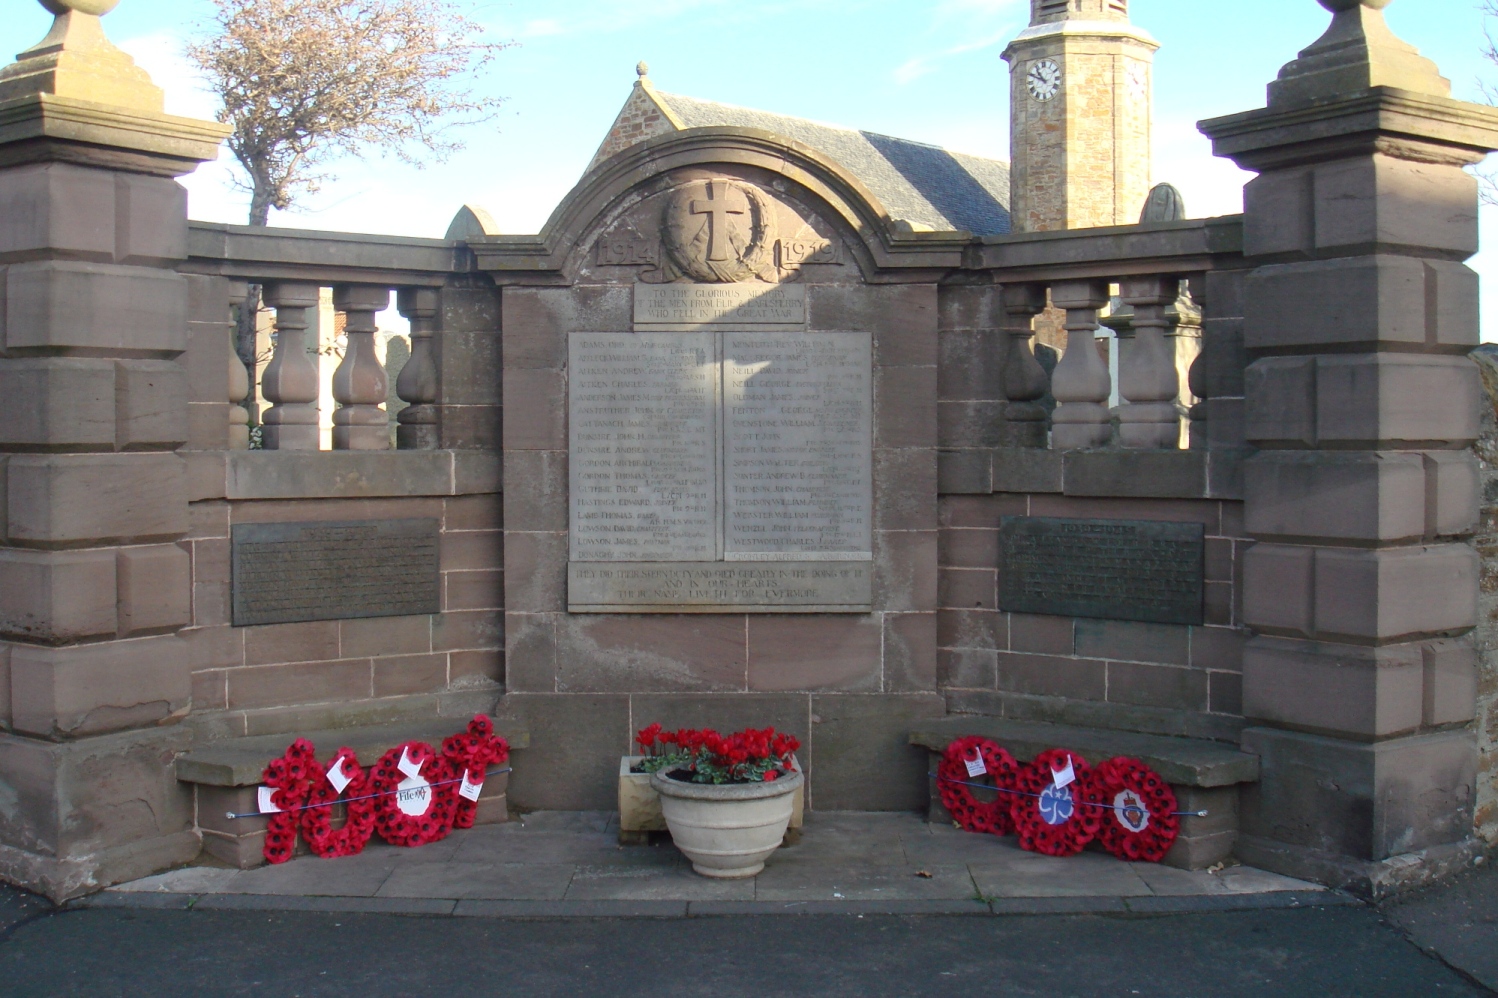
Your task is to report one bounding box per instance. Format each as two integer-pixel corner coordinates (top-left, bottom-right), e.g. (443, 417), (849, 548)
(1317, 0), (1393, 11)
(636, 61), (650, 79)
(40, 0), (122, 14)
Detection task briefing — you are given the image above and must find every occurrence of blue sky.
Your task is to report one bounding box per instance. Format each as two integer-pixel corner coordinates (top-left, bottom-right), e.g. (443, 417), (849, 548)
(4, 0), (1494, 332)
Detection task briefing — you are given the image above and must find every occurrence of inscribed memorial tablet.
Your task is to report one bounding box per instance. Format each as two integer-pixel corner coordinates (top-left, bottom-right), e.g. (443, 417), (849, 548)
(723, 332), (872, 560)
(997, 516), (1204, 626)
(231, 519), (440, 626)
(569, 333), (719, 561)
(634, 283), (806, 326)
(569, 560), (871, 612)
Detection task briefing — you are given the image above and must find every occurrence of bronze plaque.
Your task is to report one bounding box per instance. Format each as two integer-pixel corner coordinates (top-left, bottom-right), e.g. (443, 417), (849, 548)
(997, 516), (1204, 626)
(232, 519), (440, 626)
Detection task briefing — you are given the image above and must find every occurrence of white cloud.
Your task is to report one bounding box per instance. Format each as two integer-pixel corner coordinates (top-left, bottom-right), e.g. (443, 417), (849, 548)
(518, 18), (564, 38)
(891, 29), (1015, 85)
(115, 30), (221, 121)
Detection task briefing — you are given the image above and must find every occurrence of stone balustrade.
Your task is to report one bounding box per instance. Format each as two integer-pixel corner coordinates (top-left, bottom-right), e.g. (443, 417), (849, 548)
(221, 278), (447, 452)
(984, 270), (1237, 455)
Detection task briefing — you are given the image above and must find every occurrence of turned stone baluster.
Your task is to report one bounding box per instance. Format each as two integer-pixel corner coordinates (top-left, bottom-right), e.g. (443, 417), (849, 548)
(259, 282), (322, 450)
(999, 283), (1050, 448)
(1047, 280), (1112, 450)
(1116, 275), (1182, 448)
(1186, 270), (1248, 451)
(226, 281), (250, 449)
(331, 285), (392, 450)
(396, 288), (440, 450)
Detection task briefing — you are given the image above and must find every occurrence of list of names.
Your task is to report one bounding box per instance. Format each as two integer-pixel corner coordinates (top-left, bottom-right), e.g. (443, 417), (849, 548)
(568, 333), (718, 561)
(722, 332), (872, 559)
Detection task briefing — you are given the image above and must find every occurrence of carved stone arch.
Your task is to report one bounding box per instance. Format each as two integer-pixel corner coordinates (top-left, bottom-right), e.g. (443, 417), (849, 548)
(463, 127), (972, 285)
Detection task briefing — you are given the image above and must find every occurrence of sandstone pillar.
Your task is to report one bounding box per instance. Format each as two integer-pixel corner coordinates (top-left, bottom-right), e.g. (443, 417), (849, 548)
(0, 0), (228, 899)
(1201, 0), (1498, 894)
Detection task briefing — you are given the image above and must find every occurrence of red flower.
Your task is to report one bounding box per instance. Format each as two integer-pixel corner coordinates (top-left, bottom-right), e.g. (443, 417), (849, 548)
(764, 770), (779, 782)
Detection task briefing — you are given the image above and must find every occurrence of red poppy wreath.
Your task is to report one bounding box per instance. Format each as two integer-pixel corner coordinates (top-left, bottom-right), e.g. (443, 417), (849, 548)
(1009, 747), (1106, 857)
(441, 714), (511, 831)
(1092, 756), (1180, 863)
(299, 748), (376, 859)
(366, 740), (460, 848)
(257, 715), (511, 864)
(938, 736), (1020, 835)
(259, 738), (319, 865)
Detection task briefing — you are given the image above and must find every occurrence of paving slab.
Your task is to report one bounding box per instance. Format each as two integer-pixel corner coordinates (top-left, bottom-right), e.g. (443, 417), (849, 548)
(193, 894), (458, 915)
(754, 861), (977, 902)
(214, 850), (402, 897)
(377, 861), (574, 900)
(108, 867), (240, 894)
(97, 810), (1326, 913)
(565, 863), (755, 901)
(970, 853), (1154, 898)
(0, 884), (53, 933)
(1383, 862), (1498, 993)
(451, 899), (688, 918)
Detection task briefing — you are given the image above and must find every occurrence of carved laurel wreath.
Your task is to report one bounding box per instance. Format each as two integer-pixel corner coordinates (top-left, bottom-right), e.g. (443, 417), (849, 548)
(659, 180), (779, 284)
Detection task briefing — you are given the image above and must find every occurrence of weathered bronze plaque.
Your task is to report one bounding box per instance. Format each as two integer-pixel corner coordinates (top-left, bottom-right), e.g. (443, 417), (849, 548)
(232, 519), (440, 626)
(997, 516), (1204, 626)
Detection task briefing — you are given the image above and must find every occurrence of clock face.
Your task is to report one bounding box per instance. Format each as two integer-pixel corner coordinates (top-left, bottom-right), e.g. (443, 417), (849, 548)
(1127, 62), (1149, 99)
(1027, 60), (1061, 102)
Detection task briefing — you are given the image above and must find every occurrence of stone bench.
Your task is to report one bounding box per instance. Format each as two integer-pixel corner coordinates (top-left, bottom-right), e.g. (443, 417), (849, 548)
(910, 717), (1259, 870)
(177, 718), (530, 868)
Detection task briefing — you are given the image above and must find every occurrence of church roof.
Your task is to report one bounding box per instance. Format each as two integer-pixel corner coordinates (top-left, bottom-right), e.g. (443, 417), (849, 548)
(589, 79), (1012, 237)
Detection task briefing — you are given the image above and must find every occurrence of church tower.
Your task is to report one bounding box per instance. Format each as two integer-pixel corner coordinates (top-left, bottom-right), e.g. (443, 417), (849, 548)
(1002, 0), (1159, 232)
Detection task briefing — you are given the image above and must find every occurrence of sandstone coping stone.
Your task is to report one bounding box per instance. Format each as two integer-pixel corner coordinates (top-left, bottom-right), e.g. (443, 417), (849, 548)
(218, 450), (500, 500)
(174, 716), (531, 788)
(908, 717), (1259, 788)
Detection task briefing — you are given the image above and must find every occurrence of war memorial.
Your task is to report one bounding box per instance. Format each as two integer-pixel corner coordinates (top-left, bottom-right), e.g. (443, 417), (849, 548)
(0, 0), (1495, 903)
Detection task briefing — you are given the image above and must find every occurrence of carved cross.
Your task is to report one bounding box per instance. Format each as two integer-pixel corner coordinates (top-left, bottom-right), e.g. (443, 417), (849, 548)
(690, 181), (749, 262)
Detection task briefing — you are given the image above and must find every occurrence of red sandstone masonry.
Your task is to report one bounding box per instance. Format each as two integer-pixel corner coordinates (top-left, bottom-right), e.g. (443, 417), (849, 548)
(936, 493), (1248, 720)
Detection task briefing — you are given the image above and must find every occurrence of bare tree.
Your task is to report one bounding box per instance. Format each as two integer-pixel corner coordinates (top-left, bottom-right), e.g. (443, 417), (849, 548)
(189, 0), (507, 369)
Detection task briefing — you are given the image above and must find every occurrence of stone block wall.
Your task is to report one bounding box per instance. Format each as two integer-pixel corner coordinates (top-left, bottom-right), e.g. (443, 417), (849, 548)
(1470, 346), (1498, 844)
(178, 490), (504, 740)
(937, 492), (1246, 740)
(162, 259), (509, 743)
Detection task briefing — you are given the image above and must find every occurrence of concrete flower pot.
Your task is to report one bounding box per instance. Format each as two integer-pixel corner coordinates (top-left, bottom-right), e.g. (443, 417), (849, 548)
(620, 754), (806, 844)
(651, 767), (804, 878)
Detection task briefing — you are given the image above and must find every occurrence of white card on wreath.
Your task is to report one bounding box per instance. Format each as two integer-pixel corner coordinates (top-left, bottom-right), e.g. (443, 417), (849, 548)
(257, 786), (281, 814)
(1050, 758), (1075, 789)
(326, 756), (353, 794)
(459, 772), (484, 802)
(397, 747), (423, 779)
(964, 755), (987, 778)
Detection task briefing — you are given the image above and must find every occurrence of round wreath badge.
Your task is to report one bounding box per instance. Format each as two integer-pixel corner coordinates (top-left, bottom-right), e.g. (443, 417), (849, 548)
(1093, 756), (1180, 863)
(366, 741), (459, 848)
(1009, 748), (1105, 857)
(938, 736), (1019, 835)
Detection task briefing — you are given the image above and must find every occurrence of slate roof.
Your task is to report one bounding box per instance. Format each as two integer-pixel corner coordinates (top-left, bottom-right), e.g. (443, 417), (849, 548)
(654, 91), (1012, 237)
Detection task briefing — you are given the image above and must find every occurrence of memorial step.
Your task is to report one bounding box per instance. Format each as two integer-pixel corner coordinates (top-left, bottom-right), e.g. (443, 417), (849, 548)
(176, 716), (529, 869)
(910, 717), (1258, 871)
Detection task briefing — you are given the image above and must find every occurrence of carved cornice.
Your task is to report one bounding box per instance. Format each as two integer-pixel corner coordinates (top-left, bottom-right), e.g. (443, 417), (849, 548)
(1200, 87), (1498, 172)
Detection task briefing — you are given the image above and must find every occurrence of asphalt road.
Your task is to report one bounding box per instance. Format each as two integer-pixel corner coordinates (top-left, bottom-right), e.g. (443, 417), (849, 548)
(0, 886), (1488, 998)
